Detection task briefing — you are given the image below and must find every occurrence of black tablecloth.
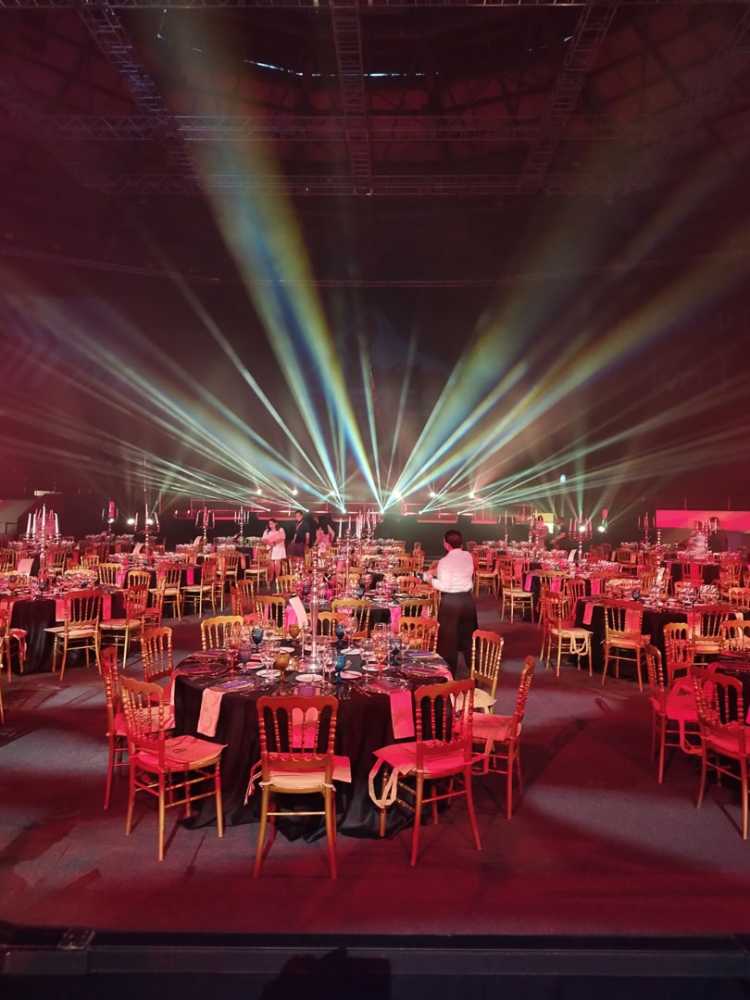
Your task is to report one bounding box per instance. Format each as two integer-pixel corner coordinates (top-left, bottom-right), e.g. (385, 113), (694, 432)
(575, 601), (687, 678)
(668, 562), (721, 585)
(174, 663), (445, 840)
(8, 590), (126, 674)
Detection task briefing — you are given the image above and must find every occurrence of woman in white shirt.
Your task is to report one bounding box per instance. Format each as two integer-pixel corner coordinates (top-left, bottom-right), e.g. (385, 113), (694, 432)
(262, 518), (287, 582)
(425, 529), (477, 676)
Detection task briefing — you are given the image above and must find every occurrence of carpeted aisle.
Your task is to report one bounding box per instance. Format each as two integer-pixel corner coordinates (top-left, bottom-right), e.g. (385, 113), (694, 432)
(2, 602), (750, 937)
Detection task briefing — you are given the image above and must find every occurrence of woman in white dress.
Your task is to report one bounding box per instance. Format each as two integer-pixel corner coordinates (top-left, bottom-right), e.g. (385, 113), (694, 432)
(315, 514), (336, 551)
(262, 518), (287, 582)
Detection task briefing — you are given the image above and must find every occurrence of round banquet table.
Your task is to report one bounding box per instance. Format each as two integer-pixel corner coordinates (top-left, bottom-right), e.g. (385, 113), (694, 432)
(575, 601), (689, 678)
(7, 590), (127, 674)
(173, 657), (450, 840)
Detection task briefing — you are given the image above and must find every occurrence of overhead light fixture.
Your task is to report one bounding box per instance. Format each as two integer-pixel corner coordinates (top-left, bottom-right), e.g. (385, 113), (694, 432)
(559, 473), (567, 484)
(597, 524), (607, 533)
(469, 491), (476, 499)
(255, 487), (262, 495)
(291, 487), (298, 496)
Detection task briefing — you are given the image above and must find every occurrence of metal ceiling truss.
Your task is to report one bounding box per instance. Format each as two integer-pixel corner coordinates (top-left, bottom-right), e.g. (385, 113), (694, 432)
(101, 168), (620, 195)
(78, 2), (193, 169)
(518, 2), (620, 193)
(14, 109), (635, 142)
(330, 0), (372, 191)
(1, 0), (749, 8)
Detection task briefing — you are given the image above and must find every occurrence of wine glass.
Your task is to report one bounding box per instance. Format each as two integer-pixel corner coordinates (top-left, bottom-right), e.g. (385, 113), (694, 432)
(251, 625), (265, 650)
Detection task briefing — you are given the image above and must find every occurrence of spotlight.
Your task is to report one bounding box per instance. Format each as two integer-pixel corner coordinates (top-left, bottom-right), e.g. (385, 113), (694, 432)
(392, 489), (402, 500)
(291, 487), (298, 496)
(578, 523), (587, 534)
(559, 474), (567, 484)
(126, 517), (136, 526)
(256, 487), (262, 495)
(429, 489), (436, 497)
(469, 491), (476, 499)
(597, 524), (607, 533)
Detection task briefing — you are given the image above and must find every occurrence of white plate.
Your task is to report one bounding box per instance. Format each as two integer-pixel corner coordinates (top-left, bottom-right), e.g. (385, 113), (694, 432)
(363, 663), (385, 673)
(295, 673), (324, 683)
(339, 671), (361, 680)
(256, 668), (281, 679)
(278, 645), (296, 653)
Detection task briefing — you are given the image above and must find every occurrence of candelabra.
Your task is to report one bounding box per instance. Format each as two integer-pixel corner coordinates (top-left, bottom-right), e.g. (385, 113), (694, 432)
(574, 517), (592, 563)
(195, 505), (214, 546)
(307, 546), (326, 673)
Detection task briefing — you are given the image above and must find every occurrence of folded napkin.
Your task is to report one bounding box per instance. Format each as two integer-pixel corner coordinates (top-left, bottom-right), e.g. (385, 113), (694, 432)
(590, 577), (602, 596)
(625, 608), (642, 633)
(583, 602), (594, 625)
(198, 687), (224, 737)
(367, 682), (414, 740)
(551, 577), (562, 593)
(390, 604), (401, 635)
(288, 595), (308, 629)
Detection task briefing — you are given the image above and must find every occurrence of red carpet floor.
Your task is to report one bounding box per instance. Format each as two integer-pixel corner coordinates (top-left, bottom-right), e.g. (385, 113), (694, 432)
(2, 601), (750, 937)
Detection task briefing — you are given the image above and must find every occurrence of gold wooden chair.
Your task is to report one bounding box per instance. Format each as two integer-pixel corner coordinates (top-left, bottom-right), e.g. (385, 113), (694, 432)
(470, 630), (504, 712)
(644, 645), (699, 784)
(244, 552), (270, 591)
(499, 561), (533, 623)
(399, 616), (439, 652)
(46, 590), (102, 681)
(727, 587), (750, 612)
(316, 611), (346, 636)
(251, 695), (350, 878)
(273, 574), (297, 595)
(81, 553), (100, 570)
(692, 668), (749, 839)
(0, 548), (16, 572)
(101, 646), (127, 810)
(127, 568), (152, 588)
(97, 562), (120, 587)
(399, 597), (432, 619)
(474, 556), (500, 597)
(216, 551), (241, 603)
(100, 584), (149, 667)
(201, 615), (243, 650)
(331, 598), (371, 638)
(182, 558), (218, 618)
(690, 605), (731, 662)
(663, 623), (696, 683)
(720, 618), (750, 653)
(150, 565), (182, 620)
(0, 604), (27, 680)
(563, 577), (587, 603)
(231, 578), (256, 617)
(141, 626), (174, 683)
(47, 548), (67, 574)
(601, 602), (650, 691)
(121, 676), (225, 861)
(471, 656), (536, 820)
(255, 595), (286, 630)
(545, 593), (592, 679)
(369, 679), (482, 867)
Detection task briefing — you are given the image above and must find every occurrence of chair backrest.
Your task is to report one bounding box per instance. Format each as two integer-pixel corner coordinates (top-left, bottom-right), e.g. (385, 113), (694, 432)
(232, 579), (256, 615)
(399, 616), (439, 652)
(604, 602), (643, 635)
(124, 584), (150, 620)
(201, 615), (243, 650)
(394, 574), (419, 594)
(727, 587), (750, 611)
(506, 656), (536, 742)
(126, 568), (151, 588)
(470, 629), (504, 698)
(120, 675), (170, 765)
(100, 646), (121, 731)
(644, 644), (666, 694)
(414, 678), (475, 772)
(692, 668), (747, 754)
(663, 631), (695, 683)
(254, 595), (286, 628)
(0, 548), (16, 571)
(62, 590), (102, 626)
(48, 548), (67, 572)
(274, 574), (296, 595)
(332, 599), (371, 635)
(80, 553), (100, 569)
(97, 562), (120, 587)
(218, 552), (240, 574)
(316, 611), (345, 636)
(200, 558), (217, 585)
(399, 598), (432, 619)
(693, 606), (729, 638)
(156, 564), (182, 588)
(141, 626), (174, 681)
(719, 618), (750, 654)
(563, 578), (587, 602)
(256, 695), (338, 781)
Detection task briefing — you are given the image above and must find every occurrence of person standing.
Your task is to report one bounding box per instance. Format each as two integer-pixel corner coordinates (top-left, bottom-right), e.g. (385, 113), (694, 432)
(262, 518), (287, 582)
(425, 529), (477, 677)
(316, 514), (336, 551)
(288, 510), (312, 559)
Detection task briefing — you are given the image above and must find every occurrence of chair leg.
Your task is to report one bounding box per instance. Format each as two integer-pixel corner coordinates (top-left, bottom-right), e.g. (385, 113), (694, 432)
(635, 648), (644, 693)
(506, 748), (515, 820)
(125, 764), (136, 834)
(59, 638), (69, 683)
(254, 784), (271, 877)
(555, 639), (562, 679)
(742, 759), (748, 841)
(215, 764), (224, 838)
(410, 776), (424, 867)
(157, 773), (166, 861)
(601, 645), (609, 687)
(378, 807), (386, 838)
(657, 715), (667, 784)
(464, 768), (482, 848)
(104, 737), (115, 810)
(696, 750), (708, 808)
(324, 787), (337, 879)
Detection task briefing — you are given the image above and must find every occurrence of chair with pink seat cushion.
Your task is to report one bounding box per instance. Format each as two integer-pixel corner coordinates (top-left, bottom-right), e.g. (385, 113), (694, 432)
(471, 655), (536, 819)
(368, 678), (482, 867)
(692, 668), (750, 839)
(121, 676), (225, 861)
(250, 695), (350, 879)
(644, 645), (700, 785)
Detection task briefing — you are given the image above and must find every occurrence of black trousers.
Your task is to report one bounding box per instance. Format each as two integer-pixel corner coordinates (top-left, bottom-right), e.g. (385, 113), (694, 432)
(436, 591), (478, 676)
